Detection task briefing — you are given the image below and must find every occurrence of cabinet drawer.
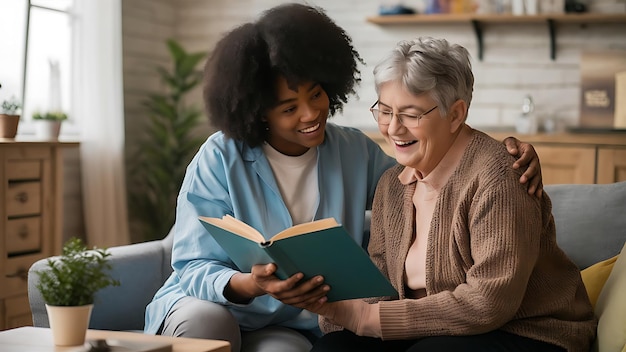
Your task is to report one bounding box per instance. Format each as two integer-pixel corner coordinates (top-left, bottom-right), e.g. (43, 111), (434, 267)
(6, 160), (41, 181)
(3, 253), (44, 297)
(534, 145), (596, 184)
(6, 181), (41, 217)
(3, 295), (32, 329)
(6, 217), (42, 254)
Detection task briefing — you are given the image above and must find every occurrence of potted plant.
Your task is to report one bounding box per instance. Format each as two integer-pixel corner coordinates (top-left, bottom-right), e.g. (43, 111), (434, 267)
(0, 96), (22, 138)
(32, 110), (68, 139)
(128, 39), (206, 242)
(34, 237), (120, 346)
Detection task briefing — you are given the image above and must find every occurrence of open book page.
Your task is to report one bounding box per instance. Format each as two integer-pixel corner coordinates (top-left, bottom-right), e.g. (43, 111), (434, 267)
(270, 217), (339, 242)
(200, 215), (339, 244)
(199, 215), (264, 243)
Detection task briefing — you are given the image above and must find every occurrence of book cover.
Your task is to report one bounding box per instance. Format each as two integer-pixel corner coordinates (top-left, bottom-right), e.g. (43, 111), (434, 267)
(65, 338), (172, 352)
(199, 215), (397, 302)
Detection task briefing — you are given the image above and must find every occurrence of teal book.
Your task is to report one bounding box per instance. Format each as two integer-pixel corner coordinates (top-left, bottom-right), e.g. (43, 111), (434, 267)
(199, 215), (397, 302)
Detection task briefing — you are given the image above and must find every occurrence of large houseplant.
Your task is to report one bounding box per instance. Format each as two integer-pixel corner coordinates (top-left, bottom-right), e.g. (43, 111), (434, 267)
(128, 39), (206, 242)
(0, 96), (22, 138)
(34, 238), (119, 346)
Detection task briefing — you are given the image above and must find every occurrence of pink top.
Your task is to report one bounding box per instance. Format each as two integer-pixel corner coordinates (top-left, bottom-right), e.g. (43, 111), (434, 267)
(400, 125), (473, 292)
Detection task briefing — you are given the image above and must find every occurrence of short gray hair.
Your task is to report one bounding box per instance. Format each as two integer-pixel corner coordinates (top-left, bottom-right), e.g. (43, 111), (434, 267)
(373, 37), (474, 118)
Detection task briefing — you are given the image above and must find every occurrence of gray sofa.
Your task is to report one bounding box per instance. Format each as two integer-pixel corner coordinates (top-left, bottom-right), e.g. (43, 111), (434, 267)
(28, 182), (626, 332)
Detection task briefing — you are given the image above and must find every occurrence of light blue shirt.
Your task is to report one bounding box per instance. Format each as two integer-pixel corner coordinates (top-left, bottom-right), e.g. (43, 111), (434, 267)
(144, 123), (396, 335)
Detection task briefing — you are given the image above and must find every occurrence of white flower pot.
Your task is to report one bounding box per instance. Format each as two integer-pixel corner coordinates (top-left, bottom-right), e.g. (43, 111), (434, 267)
(45, 304), (93, 346)
(35, 120), (62, 140)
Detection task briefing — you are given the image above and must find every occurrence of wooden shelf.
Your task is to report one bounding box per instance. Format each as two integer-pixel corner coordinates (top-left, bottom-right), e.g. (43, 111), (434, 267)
(366, 13), (626, 24)
(366, 13), (626, 60)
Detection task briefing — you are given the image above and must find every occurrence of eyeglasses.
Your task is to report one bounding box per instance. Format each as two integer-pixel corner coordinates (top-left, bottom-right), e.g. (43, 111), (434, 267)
(370, 100), (438, 128)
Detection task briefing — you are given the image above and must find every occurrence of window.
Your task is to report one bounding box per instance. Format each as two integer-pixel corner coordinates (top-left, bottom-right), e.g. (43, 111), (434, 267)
(0, 0), (74, 136)
(0, 2), (27, 107)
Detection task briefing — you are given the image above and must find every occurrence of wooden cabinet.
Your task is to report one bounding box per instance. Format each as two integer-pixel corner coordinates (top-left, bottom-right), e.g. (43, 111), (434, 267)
(365, 131), (626, 185)
(488, 132), (626, 184)
(531, 145), (596, 184)
(0, 140), (78, 330)
(597, 147), (626, 183)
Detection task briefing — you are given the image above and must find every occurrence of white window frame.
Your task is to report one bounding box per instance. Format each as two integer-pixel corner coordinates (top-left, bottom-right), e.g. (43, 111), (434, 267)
(17, 0), (78, 137)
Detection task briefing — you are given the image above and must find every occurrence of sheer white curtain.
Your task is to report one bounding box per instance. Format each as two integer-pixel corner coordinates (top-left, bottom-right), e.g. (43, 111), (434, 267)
(73, 0), (129, 247)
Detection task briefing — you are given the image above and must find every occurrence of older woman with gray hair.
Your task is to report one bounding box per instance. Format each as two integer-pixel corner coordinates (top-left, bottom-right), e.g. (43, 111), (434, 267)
(297, 37), (597, 352)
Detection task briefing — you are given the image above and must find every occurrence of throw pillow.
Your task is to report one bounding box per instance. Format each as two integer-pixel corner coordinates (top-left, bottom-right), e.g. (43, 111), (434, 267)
(593, 241), (626, 352)
(581, 255), (618, 309)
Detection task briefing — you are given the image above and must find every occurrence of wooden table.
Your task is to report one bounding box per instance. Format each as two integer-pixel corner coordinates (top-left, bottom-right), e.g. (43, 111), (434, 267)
(0, 326), (230, 352)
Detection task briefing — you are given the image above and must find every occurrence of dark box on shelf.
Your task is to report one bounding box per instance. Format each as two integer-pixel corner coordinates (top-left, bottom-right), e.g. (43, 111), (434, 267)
(580, 50), (626, 129)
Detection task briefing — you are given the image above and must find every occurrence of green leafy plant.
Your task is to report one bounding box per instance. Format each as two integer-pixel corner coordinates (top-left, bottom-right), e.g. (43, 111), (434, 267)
(34, 238), (120, 306)
(32, 111), (68, 121)
(1, 96), (22, 115)
(128, 39), (206, 242)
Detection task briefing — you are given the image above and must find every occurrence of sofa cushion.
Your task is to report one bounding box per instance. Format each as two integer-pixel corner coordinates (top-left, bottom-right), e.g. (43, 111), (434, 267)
(544, 181), (626, 269)
(581, 255), (618, 309)
(593, 242), (626, 352)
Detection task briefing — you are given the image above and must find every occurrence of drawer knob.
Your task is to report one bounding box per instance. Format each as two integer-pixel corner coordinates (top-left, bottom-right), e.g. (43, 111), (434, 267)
(15, 192), (29, 203)
(18, 225), (29, 239)
(6, 268), (28, 280)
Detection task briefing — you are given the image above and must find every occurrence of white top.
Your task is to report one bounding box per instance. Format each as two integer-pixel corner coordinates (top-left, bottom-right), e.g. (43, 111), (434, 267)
(263, 143), (319, 225)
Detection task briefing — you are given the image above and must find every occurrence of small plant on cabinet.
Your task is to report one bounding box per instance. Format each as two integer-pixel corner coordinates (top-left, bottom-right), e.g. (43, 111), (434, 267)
(0, 95), (22, 138)
(1, 96), (22, 116)
(32, 110), (68, 139)
(32, 111), (68, 121)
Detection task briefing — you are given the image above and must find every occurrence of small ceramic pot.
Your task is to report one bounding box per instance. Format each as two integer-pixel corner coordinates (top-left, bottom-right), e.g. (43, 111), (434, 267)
(0, 114), (20, 138)
(45, 304), (93, 346)
(35, 120), (62, 140)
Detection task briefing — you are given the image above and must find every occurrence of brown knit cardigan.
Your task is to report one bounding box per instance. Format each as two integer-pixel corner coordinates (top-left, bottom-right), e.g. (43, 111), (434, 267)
(320, 130), (597, 352)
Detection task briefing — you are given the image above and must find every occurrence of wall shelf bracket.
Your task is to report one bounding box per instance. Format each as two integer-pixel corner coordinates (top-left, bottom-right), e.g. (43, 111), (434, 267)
(547, 19), (556, 60)
(471, 19), (484, 61)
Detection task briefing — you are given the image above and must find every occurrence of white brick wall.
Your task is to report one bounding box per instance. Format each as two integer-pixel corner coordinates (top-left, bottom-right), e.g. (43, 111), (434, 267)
(152, 0), (626, 132)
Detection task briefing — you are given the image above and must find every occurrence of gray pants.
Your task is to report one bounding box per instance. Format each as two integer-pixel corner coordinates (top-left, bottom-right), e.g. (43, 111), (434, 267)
(160, 296), (313, 352)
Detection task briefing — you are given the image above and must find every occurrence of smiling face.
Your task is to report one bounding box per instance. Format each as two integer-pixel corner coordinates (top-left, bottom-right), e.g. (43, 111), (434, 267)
(377, 81), (466, 177)
(264, 76), (330, 156)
